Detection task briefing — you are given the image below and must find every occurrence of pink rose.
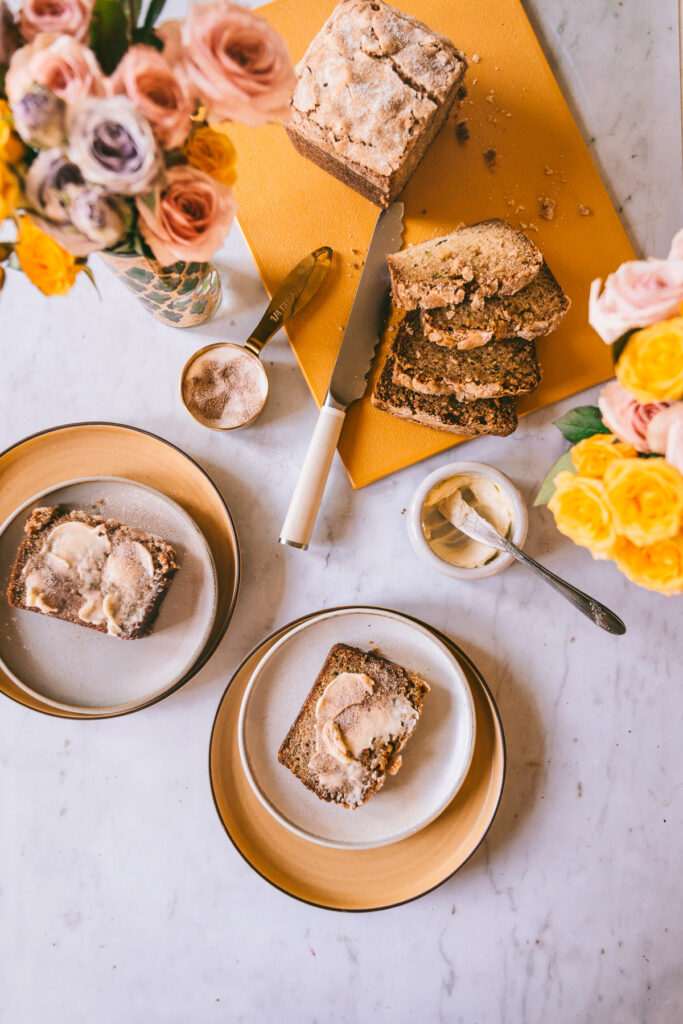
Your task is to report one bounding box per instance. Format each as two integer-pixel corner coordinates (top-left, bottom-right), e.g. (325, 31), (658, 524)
(589, 260), (683, 345)
(181, 1), (295, 126)
(109, 46), (193, 150)
(668, 228), (683, 263)
(155, 19), (184, 66)
(136, 164), (235, 265)
(6, 34), (105, 107)
(647, 404), (683, 474)
(19, 0), (93, 43)
(598, 380), (670, 452)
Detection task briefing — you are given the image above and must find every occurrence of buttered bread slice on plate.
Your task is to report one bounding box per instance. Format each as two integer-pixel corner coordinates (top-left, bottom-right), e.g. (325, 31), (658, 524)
(7, 506), (178, 639)
(278, 643), (430, 809)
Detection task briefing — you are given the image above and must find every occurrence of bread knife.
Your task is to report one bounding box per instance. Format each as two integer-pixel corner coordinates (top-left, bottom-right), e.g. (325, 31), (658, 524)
(279, 202), (404, 549)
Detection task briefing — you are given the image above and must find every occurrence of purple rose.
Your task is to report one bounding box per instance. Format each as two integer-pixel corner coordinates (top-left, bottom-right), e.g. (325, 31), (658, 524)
(12, 84), (65, 148)
(26, 148), (129, 255)
(66, 96), (161, 195)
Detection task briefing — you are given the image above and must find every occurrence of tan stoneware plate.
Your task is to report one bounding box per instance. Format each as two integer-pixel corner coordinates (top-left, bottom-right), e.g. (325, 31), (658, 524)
(0, 423), (240, 719)
(210, 607), (505, 912)
(0, 477), (218, 714)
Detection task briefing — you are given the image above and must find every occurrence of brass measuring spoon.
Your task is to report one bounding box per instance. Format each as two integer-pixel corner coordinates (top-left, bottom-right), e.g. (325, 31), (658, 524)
(181, 246), (332, 431)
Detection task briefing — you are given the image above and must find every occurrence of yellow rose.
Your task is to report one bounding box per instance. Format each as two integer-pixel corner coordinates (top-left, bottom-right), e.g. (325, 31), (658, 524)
(0, 101), (25, 165)
(603, 457), (683, 546)
(612, 534), (683, 595)
(184, 126), (237, 186)
(571, 433), (637, 478)
(548, 471), (616, 553)
(15, 216), (82, 296)
(0, 161), (20, 222)
(616, 318), (683, 402)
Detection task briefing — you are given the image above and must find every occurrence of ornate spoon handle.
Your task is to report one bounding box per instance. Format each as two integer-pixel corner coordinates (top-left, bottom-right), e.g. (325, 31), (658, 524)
(504, 540), (626, 635)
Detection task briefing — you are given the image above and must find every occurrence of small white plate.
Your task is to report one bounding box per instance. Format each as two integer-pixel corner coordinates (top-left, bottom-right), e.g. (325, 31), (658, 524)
(0, 477), (218, 713)
(238, 607), (476, 850)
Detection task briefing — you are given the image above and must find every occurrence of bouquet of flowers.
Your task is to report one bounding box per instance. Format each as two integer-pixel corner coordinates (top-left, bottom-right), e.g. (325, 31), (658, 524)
(535, 229), (683, 596)
(0, 0), (294, 297)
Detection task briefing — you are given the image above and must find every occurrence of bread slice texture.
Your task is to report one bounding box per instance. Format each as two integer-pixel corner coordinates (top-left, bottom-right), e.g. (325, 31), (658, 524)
(421, 262), (570, 348)
(387, 219), (543, 310)
(278, 643), (430, 809)
(285, 0), (467, 207)
(392, 312), (541, 399)
(7, 507), (179, 640)
(372, 353), (518, 435)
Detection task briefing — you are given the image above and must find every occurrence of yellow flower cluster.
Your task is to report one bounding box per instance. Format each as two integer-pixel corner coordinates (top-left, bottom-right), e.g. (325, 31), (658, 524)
(15, 216), (83, 296)
(616, 317), (683, 402)
(0, 100), (25, 223)
(548, 433), (683, 594)
(183, 125), (237, 186)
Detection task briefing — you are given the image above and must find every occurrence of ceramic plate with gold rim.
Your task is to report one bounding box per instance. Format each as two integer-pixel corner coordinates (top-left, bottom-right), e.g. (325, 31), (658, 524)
(238, 607), (476, 850)
(210, 608), (505, 912)
(0, 477), (218, 714)
(0, 423), (240, 719)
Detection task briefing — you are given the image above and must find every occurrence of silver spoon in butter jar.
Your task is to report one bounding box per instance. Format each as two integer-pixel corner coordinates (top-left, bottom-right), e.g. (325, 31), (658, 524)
(181, 246), (332, 431)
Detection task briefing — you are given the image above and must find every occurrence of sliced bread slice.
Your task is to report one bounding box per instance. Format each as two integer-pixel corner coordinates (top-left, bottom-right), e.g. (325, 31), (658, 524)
(421, 262), (570, 348)
(7, 506), (179, 639)
(387, 219), (543, 310)
(278, 643), (430, 809)
(371, 353), (518, 435)
(392, 312), (541, 399)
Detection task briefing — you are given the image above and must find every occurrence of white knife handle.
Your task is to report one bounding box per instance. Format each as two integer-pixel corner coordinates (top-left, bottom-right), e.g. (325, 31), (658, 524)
(279, 404), (346, 549)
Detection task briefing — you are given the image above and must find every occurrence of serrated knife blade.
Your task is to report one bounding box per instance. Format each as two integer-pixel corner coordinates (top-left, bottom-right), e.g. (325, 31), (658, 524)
(327, 201), (404, 409)
(279, 202), (404, 549)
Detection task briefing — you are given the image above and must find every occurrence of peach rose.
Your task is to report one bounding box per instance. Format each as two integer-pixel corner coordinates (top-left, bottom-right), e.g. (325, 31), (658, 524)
(589, 259), (683, 344)
(181, 1), (295, 126)
(136, 164), (235, 265)
(6, 34), (105, 107)
(155, 19), (184, 66)
(598, 380), (670, 453)
(109, 46), (193, 150)
(19, 0), (93, 43)
(647, 404), (683, 474)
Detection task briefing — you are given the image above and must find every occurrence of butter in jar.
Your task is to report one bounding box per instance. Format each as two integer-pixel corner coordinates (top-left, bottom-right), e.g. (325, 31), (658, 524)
(422, 473), (514, 569)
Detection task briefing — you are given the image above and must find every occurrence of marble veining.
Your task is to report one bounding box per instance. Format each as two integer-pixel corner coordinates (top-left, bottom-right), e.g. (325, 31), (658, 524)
(0, 1), (681, 1022)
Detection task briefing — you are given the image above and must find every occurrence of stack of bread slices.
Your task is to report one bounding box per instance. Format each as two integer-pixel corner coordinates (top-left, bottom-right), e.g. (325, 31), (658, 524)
(371, 219), (570, 436)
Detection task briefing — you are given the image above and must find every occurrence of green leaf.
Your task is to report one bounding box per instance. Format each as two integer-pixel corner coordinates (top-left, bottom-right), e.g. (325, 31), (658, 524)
(612, 328), (637, 366)
(533, 450), (576, 506)
(132, 26), (164, 48)
(137, 189), (157, 216)
(553, 405), (610, 445)
(90, 0), (130, 74)
(143, 0), (167, 31)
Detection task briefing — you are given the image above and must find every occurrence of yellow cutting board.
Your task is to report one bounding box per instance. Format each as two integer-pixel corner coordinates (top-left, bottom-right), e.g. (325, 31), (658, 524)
(230, 0), (635, 488)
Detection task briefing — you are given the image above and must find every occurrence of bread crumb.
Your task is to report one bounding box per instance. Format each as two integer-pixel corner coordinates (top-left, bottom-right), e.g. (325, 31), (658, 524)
(578, 204), (594, 216)
(527, 222), (539, 232)
(506, 198), (515, 207)
(456, 84), (468, 101)
(544, 165), (555, 175)
(485, 91), (495, 103)
(456, 120), (469, 142)
(538, 195), (556, 220)
(515, 204), (525, 213)
(472, 53), (481, 63)
(482, 148), (497, 171)
(351, 248), (360, 255)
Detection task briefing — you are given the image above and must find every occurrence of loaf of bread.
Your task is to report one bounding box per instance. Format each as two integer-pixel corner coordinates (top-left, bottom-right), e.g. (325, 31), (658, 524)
(392, 311), (541, 399)
(7, 507), (179, 640)
(285, 0), (467, 208)
(387, 219), (543, 310)
(278, 643), (430, 809)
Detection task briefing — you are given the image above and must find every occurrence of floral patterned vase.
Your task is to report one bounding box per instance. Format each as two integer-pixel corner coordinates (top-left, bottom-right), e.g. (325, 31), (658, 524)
(100, 252), (222, 327)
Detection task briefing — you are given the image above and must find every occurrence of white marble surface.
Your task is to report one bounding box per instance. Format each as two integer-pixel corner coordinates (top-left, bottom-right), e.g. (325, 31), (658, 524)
(1, 2), (682, 1022)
